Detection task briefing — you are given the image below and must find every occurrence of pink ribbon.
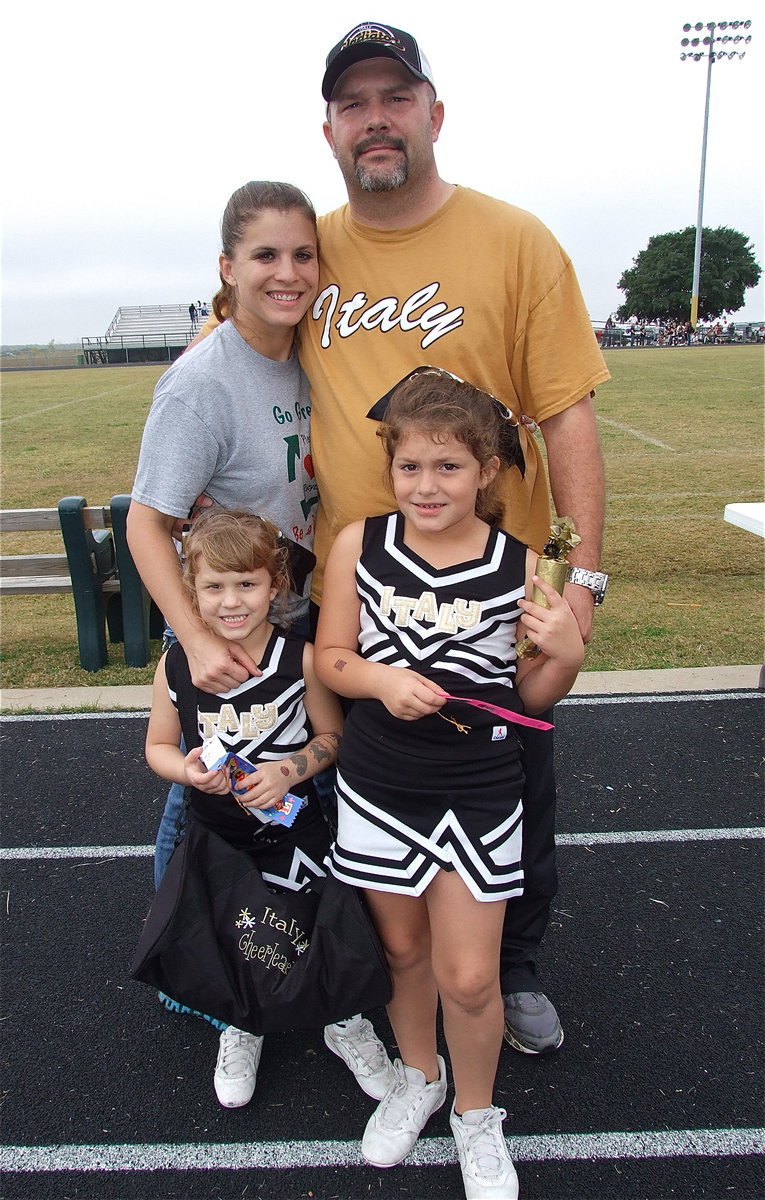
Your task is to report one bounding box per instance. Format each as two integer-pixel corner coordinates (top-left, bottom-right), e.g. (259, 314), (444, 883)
(437, 693), (554, 731)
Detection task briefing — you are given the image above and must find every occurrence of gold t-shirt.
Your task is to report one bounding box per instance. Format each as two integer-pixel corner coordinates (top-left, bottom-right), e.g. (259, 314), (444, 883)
(198, 186), (610, 601)
(302, 186), (609, 599)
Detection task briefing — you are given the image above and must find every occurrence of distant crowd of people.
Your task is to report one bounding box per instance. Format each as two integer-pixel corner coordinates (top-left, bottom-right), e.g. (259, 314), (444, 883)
(602, 315), (763, 347)
(694, 320), (764, 345)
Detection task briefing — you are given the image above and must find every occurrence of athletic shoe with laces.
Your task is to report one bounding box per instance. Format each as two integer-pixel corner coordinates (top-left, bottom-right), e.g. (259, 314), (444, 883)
(323, 1016), (397, 1100)
(503, 990), (563, 1055)
(450, 1103), (519, 1199)
(362, 1054), (447, 1167)
(213, 1026), (264, 1108)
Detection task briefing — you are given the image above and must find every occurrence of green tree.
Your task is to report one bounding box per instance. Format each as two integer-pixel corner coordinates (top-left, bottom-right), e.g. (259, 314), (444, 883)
(616, 226), (761, 322)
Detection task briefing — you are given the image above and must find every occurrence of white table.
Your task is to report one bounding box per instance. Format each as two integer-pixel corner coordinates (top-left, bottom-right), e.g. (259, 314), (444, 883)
(724, 502), (765, 689)
(724, 503), (765, 537)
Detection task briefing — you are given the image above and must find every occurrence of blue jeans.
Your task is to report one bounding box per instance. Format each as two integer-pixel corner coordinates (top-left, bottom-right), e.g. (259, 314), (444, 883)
(154, 773), (186, 889)
(154, 626), (185, 889)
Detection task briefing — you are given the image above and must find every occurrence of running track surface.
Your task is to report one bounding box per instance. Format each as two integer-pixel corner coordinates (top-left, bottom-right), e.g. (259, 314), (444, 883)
(1, 691), (763, 1199)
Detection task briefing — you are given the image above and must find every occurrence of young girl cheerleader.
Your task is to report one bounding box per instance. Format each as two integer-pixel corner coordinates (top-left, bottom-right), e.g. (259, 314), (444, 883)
(145, 508), (344, 1109)
(315, 368), (585, 1200)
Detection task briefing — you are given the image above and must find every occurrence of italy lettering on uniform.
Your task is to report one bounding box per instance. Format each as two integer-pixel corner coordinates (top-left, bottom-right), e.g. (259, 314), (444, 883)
(198, 702), (278, 740)
(380, 585), (482, 632)
(313, 282), (464, 350)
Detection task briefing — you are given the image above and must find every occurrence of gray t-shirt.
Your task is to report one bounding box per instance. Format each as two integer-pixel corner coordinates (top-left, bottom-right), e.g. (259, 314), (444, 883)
(132, 319), (318, 615)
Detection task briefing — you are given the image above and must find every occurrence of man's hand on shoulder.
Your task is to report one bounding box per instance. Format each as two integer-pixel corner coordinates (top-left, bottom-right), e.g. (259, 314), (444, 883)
(186, 628), (261, 693)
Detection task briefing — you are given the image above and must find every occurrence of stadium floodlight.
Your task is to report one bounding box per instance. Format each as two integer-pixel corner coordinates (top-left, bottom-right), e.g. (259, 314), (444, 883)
(680, 19), (754, 328)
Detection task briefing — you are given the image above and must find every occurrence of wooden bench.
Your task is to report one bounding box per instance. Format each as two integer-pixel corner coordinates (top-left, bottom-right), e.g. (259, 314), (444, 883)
(0, 495), (163, 672)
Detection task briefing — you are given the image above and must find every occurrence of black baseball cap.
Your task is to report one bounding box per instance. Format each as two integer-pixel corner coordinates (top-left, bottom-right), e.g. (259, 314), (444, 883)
(322, 21), (436, 101)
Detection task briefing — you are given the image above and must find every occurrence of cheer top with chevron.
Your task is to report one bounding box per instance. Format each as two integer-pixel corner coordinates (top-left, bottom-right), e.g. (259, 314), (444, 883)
(328, 511), (532, 903)
(165, 630), (329, 892)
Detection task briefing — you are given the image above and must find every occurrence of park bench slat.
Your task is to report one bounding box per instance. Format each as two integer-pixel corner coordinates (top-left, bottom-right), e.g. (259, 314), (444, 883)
(0, 507), (112, 534)
(0, 553), (71, 578)
(0, 575), (74, 594)
(0, 553), (120, 596)
(0, 509), (63, 533)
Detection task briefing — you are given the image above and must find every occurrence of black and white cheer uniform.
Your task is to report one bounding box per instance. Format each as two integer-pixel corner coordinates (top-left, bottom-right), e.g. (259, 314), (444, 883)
(166, 628), (329, 893)
(327, 512), (530, 903)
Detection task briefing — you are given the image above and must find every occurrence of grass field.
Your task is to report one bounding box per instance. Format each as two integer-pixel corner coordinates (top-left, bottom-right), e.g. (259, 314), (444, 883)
(1, 348), (763, 688)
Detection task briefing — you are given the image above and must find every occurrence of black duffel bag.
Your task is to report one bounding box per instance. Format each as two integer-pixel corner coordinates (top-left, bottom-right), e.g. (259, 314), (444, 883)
(131, 820), (391, 1035)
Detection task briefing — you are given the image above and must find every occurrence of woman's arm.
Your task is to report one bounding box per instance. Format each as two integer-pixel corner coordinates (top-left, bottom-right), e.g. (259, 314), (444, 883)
(314, 523), (445, 720)
(126, 499), (258, 692)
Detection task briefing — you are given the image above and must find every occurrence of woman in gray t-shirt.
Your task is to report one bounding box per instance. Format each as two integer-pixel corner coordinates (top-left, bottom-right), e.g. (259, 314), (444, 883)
(129, 180), (320, 693)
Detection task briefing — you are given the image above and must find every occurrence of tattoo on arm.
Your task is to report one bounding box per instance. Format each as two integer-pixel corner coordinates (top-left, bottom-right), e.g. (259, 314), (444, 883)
(310, 732), (342, 764)
(291, 753), (308, 778)
(334, 658), (347, 672)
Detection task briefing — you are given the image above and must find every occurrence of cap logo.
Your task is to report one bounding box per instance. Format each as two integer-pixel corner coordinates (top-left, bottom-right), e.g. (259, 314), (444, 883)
(323, 22), (433, 101)
(340, 23), (406, 53)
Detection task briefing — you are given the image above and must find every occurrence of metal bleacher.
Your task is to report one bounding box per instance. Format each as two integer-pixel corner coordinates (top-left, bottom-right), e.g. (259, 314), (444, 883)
(81, 303), (207, 365)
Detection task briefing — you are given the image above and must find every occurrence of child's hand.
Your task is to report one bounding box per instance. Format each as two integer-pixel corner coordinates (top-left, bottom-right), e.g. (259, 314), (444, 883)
(378, 667), (446, 721)
(183, 745), (230, 794)
(232, 760), (295, 811)
(517, 577), (585, 669)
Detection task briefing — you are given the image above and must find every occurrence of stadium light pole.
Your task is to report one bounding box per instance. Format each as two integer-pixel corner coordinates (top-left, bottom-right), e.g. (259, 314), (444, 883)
(680, 19), (752, 328)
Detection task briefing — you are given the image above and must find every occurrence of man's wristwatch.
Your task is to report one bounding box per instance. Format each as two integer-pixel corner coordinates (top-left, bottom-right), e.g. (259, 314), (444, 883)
(566, 567), (609, 606)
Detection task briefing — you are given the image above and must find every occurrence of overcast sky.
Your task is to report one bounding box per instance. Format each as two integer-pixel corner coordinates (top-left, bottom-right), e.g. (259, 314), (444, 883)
(2, 0), (762, 344)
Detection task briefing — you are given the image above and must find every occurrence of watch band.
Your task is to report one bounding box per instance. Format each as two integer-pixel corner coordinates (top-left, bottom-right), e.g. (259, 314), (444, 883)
(566, 566), (609, 605)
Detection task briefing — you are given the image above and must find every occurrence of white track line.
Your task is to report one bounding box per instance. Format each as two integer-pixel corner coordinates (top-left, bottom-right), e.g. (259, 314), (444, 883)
(0, 845), (155, 860)
(1, 828), (761, 861)
(558, 827), (763, 845)
(1, 1128), (763, 1172)
(0, 711), (150, 723)
(1, 691), (760, 724)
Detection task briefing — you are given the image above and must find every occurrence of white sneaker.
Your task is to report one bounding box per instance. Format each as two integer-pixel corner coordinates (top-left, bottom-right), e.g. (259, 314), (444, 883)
(362, 1055), (447, 1167)
(213, 1026), (264, 1108)
(323, 1016), (397, 1100)
(450, 1103), (519, 1199)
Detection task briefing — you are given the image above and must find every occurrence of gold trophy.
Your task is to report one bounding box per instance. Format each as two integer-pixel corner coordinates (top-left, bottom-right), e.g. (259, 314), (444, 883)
(516, 516), (581, 659)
